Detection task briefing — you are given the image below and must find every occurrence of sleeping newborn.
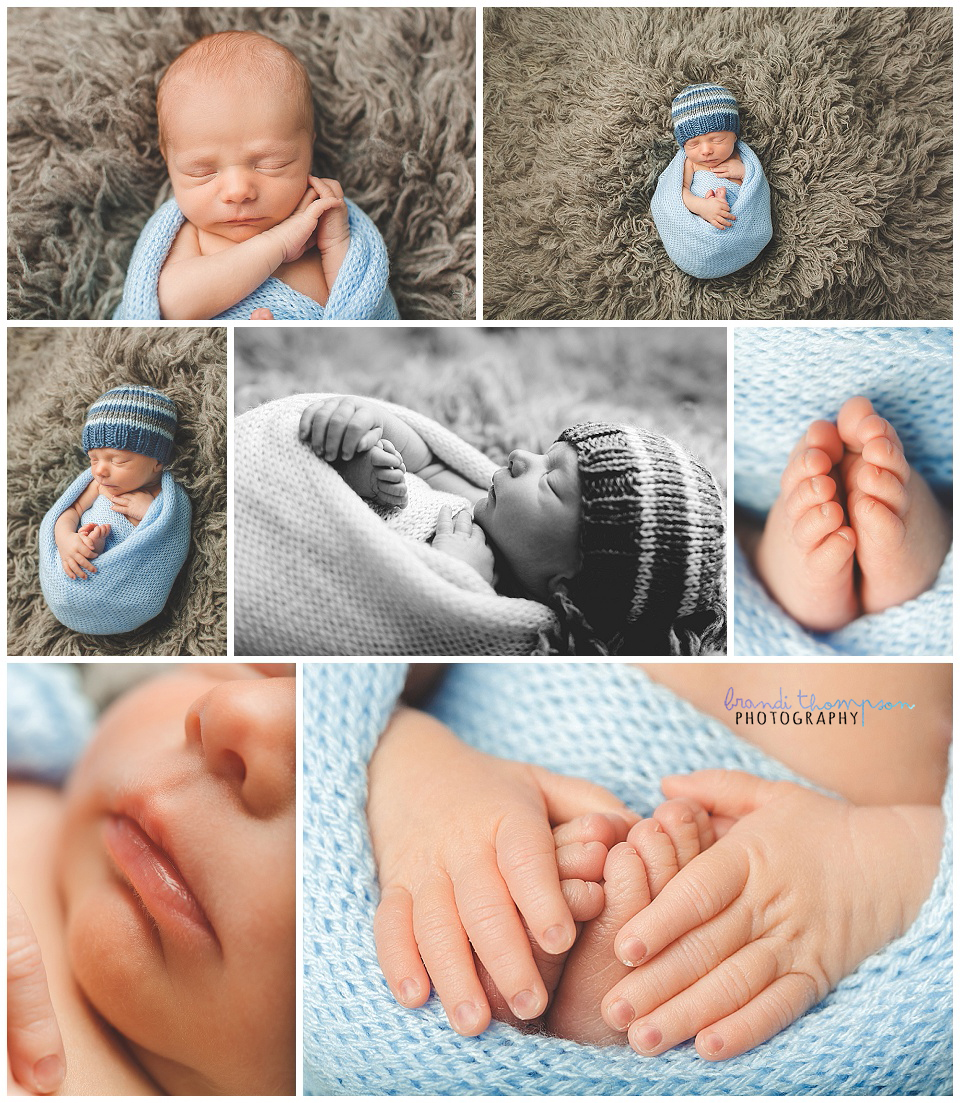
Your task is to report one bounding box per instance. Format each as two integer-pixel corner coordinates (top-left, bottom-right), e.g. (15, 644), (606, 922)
(650, 82), (772, 278)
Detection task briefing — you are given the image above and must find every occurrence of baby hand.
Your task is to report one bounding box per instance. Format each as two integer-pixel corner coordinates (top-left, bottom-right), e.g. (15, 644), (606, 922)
(601, 771), (943, 1060)
(268, 181), (343, 264)
(702, 188), (735, 229)
(309, 176), (350, 256)
(431, 505), (496, 586)
(57, 531), (99, 580)
(7, 890), (65, 1095)
(105, 490), (155, 524)
(368, 707), (638, 1035)
(298, 396), (385, 462)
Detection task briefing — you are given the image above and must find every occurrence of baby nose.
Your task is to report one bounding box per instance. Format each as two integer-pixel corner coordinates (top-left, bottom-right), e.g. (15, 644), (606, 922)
(507, 450), (530, 476)
(219, 165), (258, 203)
(185, 677), (295, 817)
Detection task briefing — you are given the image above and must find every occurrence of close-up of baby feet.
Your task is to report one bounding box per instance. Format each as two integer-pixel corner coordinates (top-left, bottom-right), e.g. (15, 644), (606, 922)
(837, 396), (951, 615)
(546, 799), (714, 1046)
(754, 420), (859, 632)
(334, 438), (408, 509)
(78, 522), (111, 556)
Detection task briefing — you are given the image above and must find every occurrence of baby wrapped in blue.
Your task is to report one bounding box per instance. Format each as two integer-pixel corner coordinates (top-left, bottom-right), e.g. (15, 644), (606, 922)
(39, 386), (191, 635)
(651, 83), (772, 278)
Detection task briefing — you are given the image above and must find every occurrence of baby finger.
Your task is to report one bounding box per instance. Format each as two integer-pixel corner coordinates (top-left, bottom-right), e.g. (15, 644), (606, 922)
(373, 885), (430, 1009)
(435, 505), (455, 536)
(412, 880), (491, 1036)
(453, 509), (473, 534)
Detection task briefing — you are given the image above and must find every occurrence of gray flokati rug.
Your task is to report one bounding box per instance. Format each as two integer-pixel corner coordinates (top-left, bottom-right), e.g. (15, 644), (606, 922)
(483, 7), (951, 320)
(7, 7), (475, 320)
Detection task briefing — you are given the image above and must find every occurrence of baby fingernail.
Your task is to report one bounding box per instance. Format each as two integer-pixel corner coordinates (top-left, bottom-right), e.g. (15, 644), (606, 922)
(619, 936), (647, 966)
(399, 978), (420, 1004)
(632, 1023), (663, 1054)
(543, 924), (571, 953)
(511, 989), (541, 1019)
(453, 1001), (482, 1034)
(701, 1032), (725, 1056)
(33, 1055), (65, 1093)
(607, 998), (635, 1030)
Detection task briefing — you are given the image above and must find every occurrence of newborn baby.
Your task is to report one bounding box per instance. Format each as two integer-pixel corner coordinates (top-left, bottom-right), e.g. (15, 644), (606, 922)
(7, 664), (295, 1094)
(299, 396), (726, 655)
(651, 82), (772, 278)
(53, 386), (178, 580)
(750, 395), (952, 632)
(118, 31), (397, 321)
(674, 83), (746, 230)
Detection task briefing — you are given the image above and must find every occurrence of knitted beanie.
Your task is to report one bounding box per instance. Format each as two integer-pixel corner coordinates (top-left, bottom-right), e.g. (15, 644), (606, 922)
(82, 385), (178, 466)
(672, 83), (740, 147)
(556, 423), (725, 655)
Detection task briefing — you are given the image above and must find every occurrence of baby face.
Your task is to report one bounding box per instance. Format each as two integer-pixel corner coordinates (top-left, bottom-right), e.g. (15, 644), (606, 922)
(683, 130), (737, 169)
(57, 665), (295, 1095)
(88, 447), (162, 495)
(162, 75), (312, 244)
(473, 442), (582, 600)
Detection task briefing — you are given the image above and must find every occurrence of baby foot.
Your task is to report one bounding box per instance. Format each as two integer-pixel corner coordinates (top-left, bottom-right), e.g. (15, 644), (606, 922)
(838, 396), (951, 615)
(547, 799), (715, 1045)
(481, 813), (627, 1032)
(333, 438), (408, 509)
(78, 522), (111, 556)
(754, 420), (859, 632)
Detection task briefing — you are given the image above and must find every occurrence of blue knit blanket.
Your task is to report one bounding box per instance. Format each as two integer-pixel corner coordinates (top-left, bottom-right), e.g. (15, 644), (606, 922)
(39, 469), (192, 635)
(734, 326), (953, 656)
(303, 663), (951, 1095)
(114, 197), (399, 321)
(651, 141), (772, 278)
(7, 664), (94, 785)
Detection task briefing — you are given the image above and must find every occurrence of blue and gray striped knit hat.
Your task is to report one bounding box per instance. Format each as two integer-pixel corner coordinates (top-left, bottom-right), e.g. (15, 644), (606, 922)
(82, 385), (178, 465)
(671, 83), (740, 147)
(557, 422), (725, 655)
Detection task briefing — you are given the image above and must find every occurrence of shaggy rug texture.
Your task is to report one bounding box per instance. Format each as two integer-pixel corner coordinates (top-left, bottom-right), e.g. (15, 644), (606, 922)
(7, 7), (475, 320)
(483, 7), (951, 320)
(7, 327), (227, 656)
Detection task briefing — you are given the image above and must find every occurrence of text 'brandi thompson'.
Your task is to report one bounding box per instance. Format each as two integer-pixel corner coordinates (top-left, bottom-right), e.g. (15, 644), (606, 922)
(723, 687), (916, 727)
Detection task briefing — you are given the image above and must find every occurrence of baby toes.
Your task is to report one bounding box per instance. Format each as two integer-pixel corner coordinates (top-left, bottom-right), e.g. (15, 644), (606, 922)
(791, 499), (845, 552)
(783, 472), (837, 525)
(778, 446), (836, 499)
(836, 395), (877, 452)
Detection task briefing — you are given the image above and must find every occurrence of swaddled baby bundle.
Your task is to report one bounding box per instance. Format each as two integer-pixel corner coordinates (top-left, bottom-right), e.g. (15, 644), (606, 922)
(651, 141), (772, 279)
(39, 469), (191, 635)
(115, 198), (399, 320)
(652, 82), (772, 278)
(234, 395), (559, 656)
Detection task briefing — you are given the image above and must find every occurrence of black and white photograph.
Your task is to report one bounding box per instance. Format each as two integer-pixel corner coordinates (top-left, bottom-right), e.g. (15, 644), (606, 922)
(233, 326), (726, 656)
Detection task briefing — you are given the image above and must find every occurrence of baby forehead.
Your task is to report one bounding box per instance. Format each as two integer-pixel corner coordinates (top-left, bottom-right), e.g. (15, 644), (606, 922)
(87, 447), (147, 460)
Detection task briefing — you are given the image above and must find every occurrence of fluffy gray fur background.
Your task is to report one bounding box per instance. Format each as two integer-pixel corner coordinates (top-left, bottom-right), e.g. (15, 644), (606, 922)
(483, 7), (952, 320)
(7, 327), (227, 656)
(233, 327), (727, 485)
(7, 7), (475, 320)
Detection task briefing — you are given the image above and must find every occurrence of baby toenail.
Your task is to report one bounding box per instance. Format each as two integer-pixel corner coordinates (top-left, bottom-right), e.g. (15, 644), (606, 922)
(619, 936), (647, 966)
(453, 1002), (481, 1033)
(607, 998), (635, 1030)
(633, 1023), (663, 1053)
(701, 1032), (725, 1056)
(819, 504), (831, 516)
(399, 978), (420, 1004)
(809, 476), (820, 494)
(512, 989), (542, 1019)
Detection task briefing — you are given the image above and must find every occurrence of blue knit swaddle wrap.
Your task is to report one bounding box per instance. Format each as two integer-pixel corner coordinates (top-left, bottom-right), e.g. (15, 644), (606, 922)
(114, 198), (399, 321)
(303, 662), (951, 1095)
(7, 664), (94, 784)
(39, 469), (192, 635)
(734, 326), (953, 655)
(651, 141), (772, 278)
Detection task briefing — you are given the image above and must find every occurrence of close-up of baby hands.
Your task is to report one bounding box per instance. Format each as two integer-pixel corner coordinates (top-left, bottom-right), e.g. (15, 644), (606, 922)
(299, 396), (385, 463)
(367, 706), (636, 1037)
(600, 770), (943, 1062)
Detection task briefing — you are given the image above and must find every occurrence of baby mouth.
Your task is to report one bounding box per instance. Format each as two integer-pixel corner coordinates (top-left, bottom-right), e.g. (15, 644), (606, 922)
(103, 814), (217, 946)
